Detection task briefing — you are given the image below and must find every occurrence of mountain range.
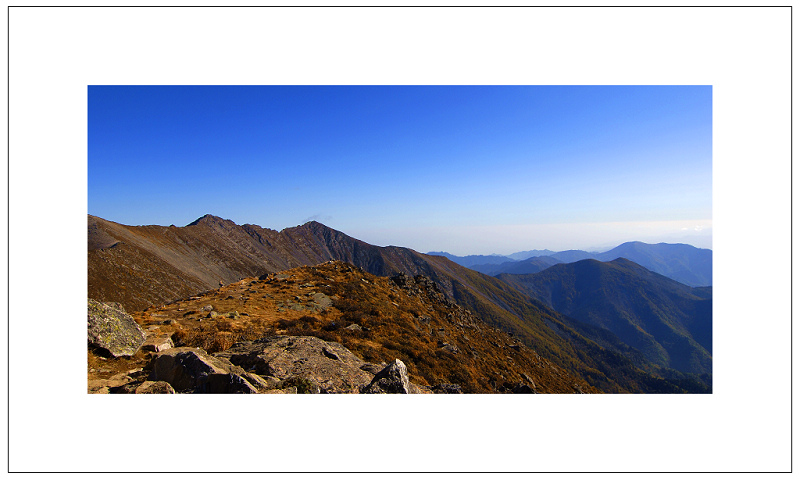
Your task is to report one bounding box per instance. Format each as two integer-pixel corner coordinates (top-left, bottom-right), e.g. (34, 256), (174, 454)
(432, 241), (712, 287)
(426, 252), (513, 268)
(497, 258), (712, 376)
(88, 214), (711, 393)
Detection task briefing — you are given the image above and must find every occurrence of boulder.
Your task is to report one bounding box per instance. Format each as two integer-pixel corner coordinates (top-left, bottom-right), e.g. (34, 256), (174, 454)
(87, 369), (145, 394)
(432, 383), (463, 394)
(148, 347), (260, 393)
(87, 299), (146, 357)
(359, 362), (387, 375)
(215, 336), (374, 394)
(135, 381), (176, 394)
(141, 334), (174, 353)
(361, 359), (410, 394)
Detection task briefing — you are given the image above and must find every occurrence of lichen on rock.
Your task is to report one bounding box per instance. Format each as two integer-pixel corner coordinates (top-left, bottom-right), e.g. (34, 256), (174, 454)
(87, 299), (146, 357)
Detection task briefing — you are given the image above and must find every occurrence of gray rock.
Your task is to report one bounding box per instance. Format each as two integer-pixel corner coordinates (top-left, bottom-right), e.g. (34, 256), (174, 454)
(359, 362), (387, 375)
(439, 342), (459, 354)
(311, 292), (332, 309)
(87, 299), (146, 357)
(321, 347), (340, 361)
(432, 383), (463, 394)
(135, 381), (176, 394)
(141, 334), (174, 353)
(148, 347), (259, 393)
(215, 336), (374, 394)
(361, 359), (410, 394)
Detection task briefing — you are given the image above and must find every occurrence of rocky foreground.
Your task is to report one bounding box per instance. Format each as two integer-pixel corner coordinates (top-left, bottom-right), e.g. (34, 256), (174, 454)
(88, 298), (433, 394)
(88, 261), (597, 394)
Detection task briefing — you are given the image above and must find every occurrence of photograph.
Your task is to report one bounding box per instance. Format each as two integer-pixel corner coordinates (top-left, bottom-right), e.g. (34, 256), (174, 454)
(87, 85), (713, 395)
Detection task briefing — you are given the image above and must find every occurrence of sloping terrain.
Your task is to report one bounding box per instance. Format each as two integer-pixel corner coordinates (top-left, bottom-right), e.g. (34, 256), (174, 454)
(88, 214), (710, 393)
(497, 258), (712, 376)
(593, 242), (712, 287)
(88, 261), (597, 394)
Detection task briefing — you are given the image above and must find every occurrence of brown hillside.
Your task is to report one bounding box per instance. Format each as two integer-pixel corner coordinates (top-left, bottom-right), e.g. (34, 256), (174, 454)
(88, 214), (706, 393)
(88, 261), (597, 394)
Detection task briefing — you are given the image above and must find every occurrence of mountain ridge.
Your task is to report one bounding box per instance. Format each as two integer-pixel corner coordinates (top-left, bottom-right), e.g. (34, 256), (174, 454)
(88, 214), (711, 393)
(496, 257), (712, 376)
(435, 241), (712, 287)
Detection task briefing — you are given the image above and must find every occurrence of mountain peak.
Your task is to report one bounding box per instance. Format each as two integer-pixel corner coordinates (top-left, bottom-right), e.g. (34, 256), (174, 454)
(302, 220), (326, 228)
(187, 214), (228, 227)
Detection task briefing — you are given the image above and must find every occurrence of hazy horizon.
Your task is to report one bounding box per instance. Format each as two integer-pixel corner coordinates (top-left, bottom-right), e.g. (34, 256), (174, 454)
(90, 211), (712, 256)
(89, 85), (712, 256)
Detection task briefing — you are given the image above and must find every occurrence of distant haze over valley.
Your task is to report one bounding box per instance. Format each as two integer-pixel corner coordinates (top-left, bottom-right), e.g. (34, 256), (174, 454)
(290, 220), (712, 258)
(430, 240), (712, 287)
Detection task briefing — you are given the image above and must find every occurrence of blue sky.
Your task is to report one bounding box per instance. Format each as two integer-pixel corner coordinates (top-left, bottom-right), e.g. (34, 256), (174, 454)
(88, 85), (712, 255)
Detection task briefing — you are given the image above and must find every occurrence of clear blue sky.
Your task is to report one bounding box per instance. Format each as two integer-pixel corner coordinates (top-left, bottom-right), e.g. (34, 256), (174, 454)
(88, 85), (712, 255)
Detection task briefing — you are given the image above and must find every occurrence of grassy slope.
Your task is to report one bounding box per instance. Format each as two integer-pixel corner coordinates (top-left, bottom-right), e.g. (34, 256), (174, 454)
(407, 254), (710, 393)
(88, 215), (710, 393)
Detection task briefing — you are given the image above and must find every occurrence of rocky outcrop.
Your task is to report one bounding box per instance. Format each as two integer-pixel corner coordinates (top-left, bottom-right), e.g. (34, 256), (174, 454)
(87, 369), (144, 394)
(215, 336), (376, 394)
(431, 383), (463, 394)
(141, 334), (174, 353)
(390, 272), (454, 307)
(361, 359), (410, 394)
(87, 299), (146, 357)
(148, 347), (267, 393)
(135, 381), (176, 394)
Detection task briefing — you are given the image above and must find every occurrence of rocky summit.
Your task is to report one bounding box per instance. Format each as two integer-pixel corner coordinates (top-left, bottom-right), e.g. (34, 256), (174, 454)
(87, 260), (597, 394)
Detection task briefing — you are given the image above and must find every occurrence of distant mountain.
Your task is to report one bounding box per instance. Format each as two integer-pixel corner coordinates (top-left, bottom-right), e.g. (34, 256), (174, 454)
(458, 241), (712, 287)
(472, 256), (562, 276)
(548, 249), (596, 263)
(497, 258), (712, 377)
(89, 214), (710, 393)
(426, 251), (513, 267)
(593, 241), (712, 287)
(507, 249), (557, 261)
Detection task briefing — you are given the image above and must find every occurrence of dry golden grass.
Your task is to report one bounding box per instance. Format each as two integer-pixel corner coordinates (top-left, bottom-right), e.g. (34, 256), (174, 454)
(89, 261), (598, 393)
